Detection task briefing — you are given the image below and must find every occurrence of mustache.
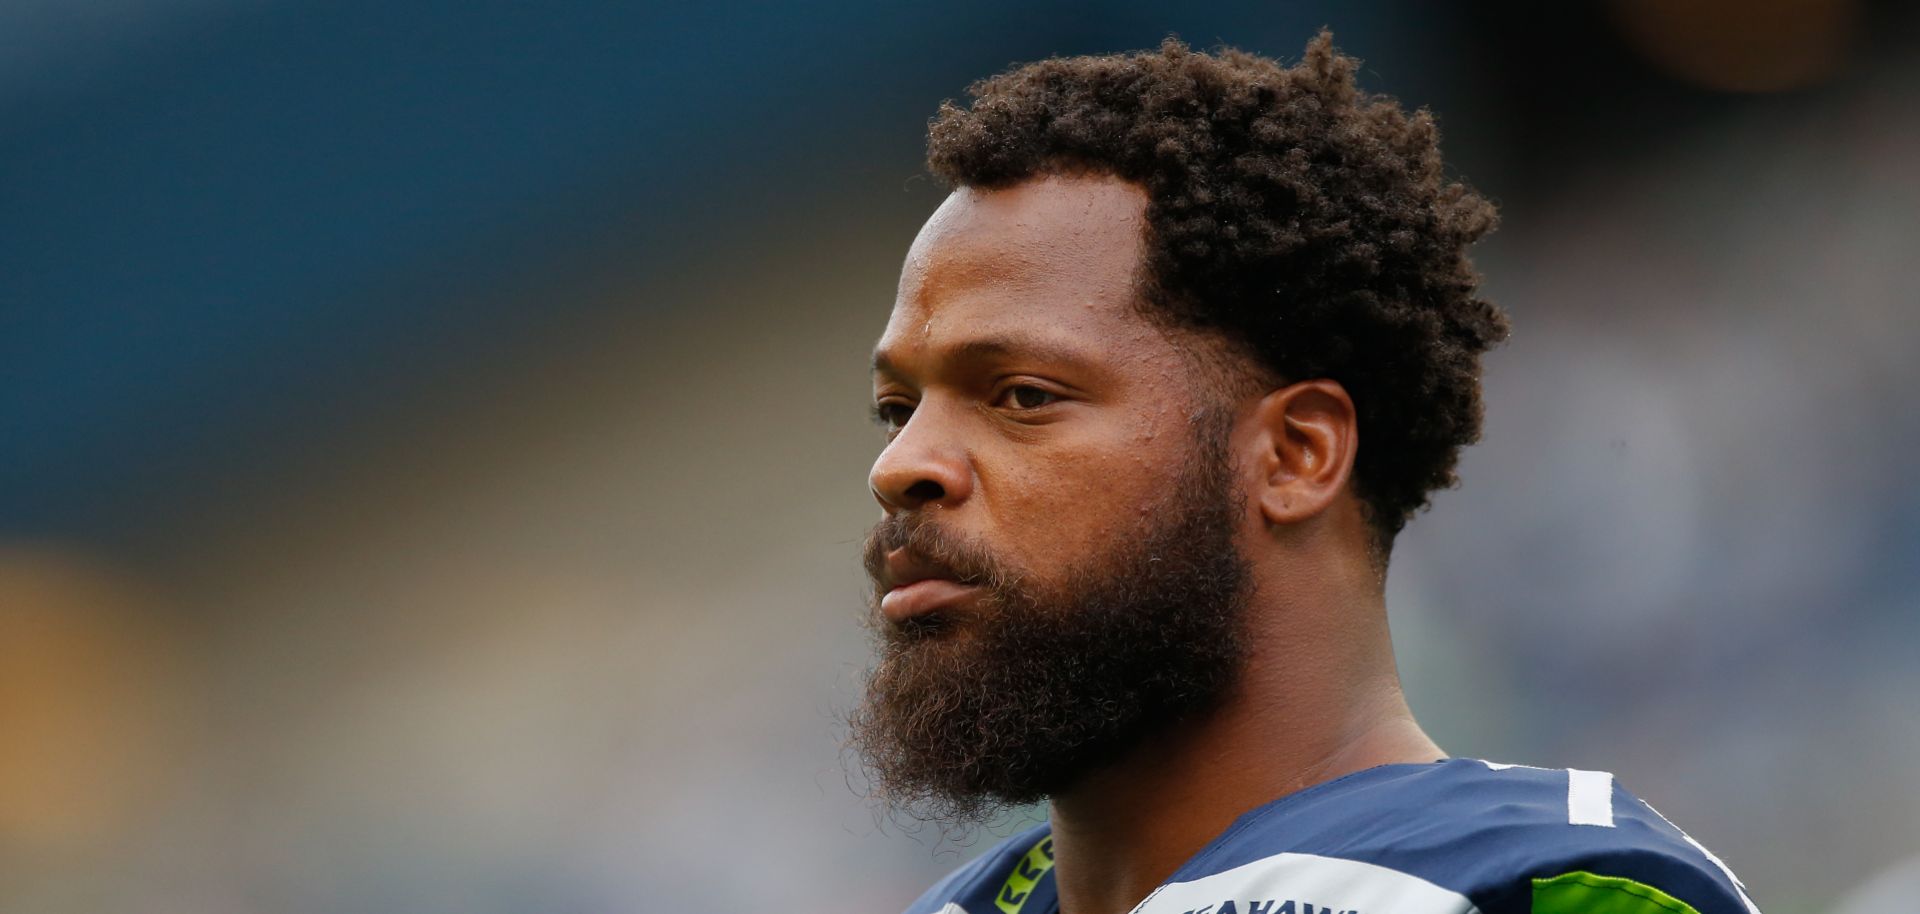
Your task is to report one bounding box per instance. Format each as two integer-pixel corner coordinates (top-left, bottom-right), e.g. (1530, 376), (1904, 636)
(861, 514), (1010, 593)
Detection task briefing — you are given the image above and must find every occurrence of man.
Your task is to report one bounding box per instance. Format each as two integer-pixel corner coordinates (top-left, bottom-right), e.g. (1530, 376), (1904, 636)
(850, 33), (1761, 914)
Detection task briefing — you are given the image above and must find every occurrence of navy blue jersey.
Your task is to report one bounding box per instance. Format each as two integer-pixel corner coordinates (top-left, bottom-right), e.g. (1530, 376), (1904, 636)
(903, 759), (1759, 914)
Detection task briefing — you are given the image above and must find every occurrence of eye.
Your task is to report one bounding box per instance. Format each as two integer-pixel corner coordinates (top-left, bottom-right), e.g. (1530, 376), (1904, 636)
(998, 384), (1057, 410)
(871, 400), (914, 432)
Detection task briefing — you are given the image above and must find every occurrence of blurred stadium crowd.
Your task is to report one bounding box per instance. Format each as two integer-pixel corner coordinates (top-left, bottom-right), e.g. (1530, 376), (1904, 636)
(2, 2), (1916, 912)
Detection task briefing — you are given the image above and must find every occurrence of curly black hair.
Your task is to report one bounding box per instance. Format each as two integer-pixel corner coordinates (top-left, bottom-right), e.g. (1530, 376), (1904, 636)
(926, 31), (1509, 547)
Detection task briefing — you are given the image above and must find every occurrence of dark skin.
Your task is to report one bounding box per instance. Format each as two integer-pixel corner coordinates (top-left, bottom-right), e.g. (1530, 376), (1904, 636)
(870, 174), (1443, 914)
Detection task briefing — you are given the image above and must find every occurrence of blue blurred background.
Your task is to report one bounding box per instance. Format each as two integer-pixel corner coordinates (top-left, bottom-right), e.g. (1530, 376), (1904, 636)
(2, 2), (1917, 912)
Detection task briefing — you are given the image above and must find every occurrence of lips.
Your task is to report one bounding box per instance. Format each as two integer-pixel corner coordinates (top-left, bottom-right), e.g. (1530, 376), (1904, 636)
(879, 548), (981, 623)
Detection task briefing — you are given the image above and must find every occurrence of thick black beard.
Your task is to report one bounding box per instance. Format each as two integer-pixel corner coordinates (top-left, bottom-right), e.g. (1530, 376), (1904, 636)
(848, 414), (1251, 826)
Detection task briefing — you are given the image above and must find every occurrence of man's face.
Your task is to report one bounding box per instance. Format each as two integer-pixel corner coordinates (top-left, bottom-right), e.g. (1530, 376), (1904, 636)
(850, 174), (1253, 822)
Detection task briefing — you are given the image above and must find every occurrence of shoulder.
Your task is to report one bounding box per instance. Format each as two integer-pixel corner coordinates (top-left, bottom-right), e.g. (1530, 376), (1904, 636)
(1427, 761), (1760, 914)
(1158, 759), (1760, 914)
(900, 823), (1056, 914)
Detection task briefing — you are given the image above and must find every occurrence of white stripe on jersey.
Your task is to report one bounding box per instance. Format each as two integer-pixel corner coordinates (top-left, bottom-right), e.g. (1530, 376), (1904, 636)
(1128, 851), (1480, 914)
(1567, 768), (1616, 827)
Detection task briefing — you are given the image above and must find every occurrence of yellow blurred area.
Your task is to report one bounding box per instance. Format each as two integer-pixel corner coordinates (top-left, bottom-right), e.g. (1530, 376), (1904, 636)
(0, 549), (193, 854)
(1611, 0), (1860, 92)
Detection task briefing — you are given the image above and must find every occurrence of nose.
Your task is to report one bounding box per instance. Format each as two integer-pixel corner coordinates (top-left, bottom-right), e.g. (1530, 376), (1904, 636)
(869, 403), (973, 512)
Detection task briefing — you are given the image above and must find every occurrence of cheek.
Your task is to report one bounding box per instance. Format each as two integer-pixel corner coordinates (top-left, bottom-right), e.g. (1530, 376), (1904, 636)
(978, 422), (1191, 562)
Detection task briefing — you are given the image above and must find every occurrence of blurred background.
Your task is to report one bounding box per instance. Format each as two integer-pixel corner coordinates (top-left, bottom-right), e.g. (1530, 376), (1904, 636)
(2, 1), (1916, 912)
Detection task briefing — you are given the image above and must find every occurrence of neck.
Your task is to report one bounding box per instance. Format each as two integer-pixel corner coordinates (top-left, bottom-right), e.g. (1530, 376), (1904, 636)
(1045, 580), (1441, 914)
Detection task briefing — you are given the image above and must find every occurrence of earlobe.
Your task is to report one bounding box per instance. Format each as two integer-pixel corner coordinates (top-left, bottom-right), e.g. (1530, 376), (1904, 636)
(1253, 380), (1359, 528)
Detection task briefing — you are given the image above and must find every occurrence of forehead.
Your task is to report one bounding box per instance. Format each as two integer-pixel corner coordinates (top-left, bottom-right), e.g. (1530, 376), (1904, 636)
(878, 174), (1155, 363)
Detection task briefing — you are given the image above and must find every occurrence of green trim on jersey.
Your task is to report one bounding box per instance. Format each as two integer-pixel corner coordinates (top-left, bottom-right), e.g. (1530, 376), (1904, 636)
(993, 834), (1056, 914)
(1534, 870), (1703, 914)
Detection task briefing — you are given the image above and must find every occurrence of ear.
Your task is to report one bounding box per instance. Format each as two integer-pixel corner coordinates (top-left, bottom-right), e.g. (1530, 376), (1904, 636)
(1248, 379), (1359, 528)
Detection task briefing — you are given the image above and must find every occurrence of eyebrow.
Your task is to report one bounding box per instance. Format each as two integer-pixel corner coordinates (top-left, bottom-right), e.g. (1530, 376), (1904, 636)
(871, 335), (1098, 379)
